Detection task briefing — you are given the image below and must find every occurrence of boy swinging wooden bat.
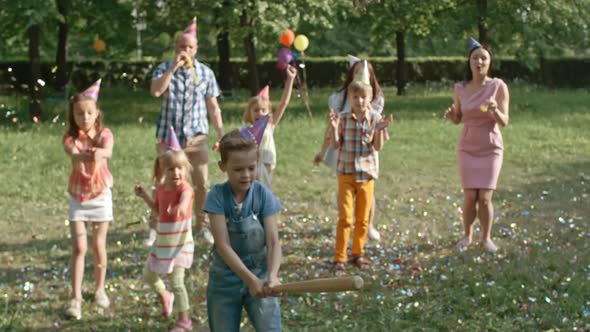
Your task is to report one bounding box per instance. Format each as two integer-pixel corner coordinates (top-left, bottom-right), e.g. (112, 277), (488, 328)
(269, 276), (364, 294)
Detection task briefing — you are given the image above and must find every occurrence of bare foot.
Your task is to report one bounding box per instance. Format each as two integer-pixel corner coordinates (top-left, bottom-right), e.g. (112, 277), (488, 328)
(159, 291), (174, 318)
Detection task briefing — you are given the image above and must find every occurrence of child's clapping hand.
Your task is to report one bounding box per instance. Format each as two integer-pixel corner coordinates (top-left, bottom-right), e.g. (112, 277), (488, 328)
(134, 183), (148, 198)
(329, 109), (339, 130)
(375, 114), (393, 131)
(77, 149), (95, 161)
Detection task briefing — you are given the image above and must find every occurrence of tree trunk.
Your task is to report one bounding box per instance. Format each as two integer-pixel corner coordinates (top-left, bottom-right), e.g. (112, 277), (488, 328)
(240, 9), (259, 96)
(55, 0), (70, 90)
(28, 24), (43, 120)
(478, 0), (489, 44)
(395, 30), (406, 96)
(217, 31), (233, 93)
(216, 0), (233, 95)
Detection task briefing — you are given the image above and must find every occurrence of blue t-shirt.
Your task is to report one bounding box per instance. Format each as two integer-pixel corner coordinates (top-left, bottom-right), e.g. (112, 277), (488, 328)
(204, 181), (282, 221)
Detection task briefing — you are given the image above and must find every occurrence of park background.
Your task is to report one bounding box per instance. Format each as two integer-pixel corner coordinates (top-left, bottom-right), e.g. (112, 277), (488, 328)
(1, 1), (589, 331)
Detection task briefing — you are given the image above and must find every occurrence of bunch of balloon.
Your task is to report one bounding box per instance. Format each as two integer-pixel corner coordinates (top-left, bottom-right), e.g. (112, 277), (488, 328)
(277, 29), (312, 119)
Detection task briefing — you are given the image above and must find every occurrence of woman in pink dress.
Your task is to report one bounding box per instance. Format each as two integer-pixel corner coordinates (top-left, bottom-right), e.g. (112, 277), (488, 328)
(445, 38), (510, 253)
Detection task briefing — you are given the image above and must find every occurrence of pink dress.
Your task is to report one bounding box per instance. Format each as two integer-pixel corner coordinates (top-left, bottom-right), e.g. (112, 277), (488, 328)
(455, 78), (505, 189)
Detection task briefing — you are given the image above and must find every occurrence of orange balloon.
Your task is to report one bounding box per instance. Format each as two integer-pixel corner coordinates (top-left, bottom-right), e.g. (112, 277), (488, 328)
(279, 29), (295, 47)
(93, 39), (106, 53)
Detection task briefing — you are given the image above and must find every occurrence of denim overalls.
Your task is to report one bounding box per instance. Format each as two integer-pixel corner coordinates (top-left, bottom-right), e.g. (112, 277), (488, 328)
(207, 184), (281, 332)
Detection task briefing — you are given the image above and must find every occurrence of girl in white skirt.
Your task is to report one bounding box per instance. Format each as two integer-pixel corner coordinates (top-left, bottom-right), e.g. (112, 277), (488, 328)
(62, 79), (113, 319)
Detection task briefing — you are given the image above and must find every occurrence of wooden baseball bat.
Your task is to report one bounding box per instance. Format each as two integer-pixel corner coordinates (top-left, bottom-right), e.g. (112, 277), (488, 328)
(271, 276), (364, 294)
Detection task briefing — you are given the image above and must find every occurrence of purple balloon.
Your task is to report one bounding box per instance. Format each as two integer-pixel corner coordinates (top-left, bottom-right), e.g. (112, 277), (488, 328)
(278, 47), (293, 64)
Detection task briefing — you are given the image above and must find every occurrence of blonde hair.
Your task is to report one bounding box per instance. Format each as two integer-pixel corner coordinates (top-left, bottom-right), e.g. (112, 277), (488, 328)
(152, 157), (164, 186)
(159, 150), (193, 184)
(243, 96), (272, 124)
(348, 81), (373, 98)
(219, 130), (258, 164)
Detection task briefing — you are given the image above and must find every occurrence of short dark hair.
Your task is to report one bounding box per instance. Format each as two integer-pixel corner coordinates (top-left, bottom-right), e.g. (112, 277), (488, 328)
(219, 130), (258, 164)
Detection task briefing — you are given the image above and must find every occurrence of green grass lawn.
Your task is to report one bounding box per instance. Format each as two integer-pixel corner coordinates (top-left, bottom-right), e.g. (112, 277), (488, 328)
(1, 83), (589, 331)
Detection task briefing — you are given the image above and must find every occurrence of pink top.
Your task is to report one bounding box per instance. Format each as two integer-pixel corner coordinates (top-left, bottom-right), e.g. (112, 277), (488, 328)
(456, 78), (503, 127)
(147, 181), (194, 274)
(63, 128), (114, 202)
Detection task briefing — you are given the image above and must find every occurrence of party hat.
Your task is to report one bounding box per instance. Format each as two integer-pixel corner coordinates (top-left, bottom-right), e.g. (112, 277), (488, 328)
(347, 54), (361, 67)
(166, 126), (182, 151)
(240, 115), (269, 145)
(257, 85), (270, 99)
(353, 60), (370, 86)
(469, 37), (481, 51)
(81, 79), (101, 100)
(184, 17), (197, 37)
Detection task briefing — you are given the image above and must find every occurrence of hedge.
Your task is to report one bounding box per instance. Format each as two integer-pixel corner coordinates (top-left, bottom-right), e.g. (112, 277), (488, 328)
(1, 57), (588, 95)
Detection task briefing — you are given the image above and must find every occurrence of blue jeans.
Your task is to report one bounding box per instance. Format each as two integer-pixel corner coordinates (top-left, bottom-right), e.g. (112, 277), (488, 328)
(207, 184), (282, 331)
(207, 253), (281, 332)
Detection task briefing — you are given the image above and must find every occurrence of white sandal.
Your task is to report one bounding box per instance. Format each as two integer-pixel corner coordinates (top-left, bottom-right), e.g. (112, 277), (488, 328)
(456, 238), (472, 250)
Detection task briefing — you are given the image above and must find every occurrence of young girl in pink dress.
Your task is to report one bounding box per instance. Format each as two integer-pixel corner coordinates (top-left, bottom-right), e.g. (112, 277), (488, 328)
(445, 38), (510, 253)
(135, 128), (195, 332)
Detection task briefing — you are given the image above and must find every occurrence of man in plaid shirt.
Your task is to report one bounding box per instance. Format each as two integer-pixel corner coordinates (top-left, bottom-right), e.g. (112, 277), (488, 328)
(329, 63), (392, 272)
(151, 18), (224, 244)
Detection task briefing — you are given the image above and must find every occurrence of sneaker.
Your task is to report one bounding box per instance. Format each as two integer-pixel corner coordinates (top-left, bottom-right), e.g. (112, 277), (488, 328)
(64, 298), (82, 320)
(143, 228), (157, 247)
(368, 227), (381, 242)
(94, 289), (110, 308)
(198, 228), (214, 245)
(482, 240), (498, 253)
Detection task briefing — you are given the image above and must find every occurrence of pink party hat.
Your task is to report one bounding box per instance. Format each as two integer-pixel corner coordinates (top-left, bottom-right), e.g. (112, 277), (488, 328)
(184, 17), (197, 37)
(469, 37), (481, 51)
(240, 115), (269, 145)
(353, 60), (370, 86)
(257, 85), (270, 99)
(166, 126), (182, 151)
(347, 54), (361, 67)
(81, 79), (102, 100)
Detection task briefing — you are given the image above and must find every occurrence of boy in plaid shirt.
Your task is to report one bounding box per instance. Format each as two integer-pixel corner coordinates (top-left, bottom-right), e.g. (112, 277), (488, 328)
(329, 61), (393, 272)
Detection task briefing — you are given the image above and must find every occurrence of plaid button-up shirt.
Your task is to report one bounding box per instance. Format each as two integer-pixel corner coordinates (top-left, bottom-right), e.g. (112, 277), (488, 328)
(336, 111), (380, 182)
(153, 59), (220, 145)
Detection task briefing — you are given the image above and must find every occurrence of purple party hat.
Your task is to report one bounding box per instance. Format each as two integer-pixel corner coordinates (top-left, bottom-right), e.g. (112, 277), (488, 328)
(240, 115), (270, 145)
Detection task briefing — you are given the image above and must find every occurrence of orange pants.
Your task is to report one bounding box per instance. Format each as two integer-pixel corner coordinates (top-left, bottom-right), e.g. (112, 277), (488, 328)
(334, 174), (374, 263)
